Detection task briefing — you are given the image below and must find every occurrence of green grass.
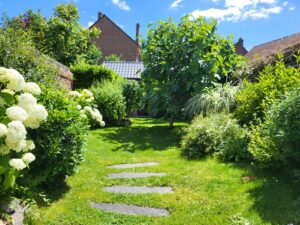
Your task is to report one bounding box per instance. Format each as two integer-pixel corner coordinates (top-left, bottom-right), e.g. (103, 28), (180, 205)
(35, 118), (300, 225)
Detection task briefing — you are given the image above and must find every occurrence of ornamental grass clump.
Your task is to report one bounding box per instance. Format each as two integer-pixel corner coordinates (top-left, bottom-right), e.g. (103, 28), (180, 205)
(0, 67), (48, 194)
(69, 89), (105, 128)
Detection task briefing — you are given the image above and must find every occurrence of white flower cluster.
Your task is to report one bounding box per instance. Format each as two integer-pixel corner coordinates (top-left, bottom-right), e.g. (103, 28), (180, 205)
(83, 106), (105, 127)
(69, 89), (105, 127)
(0, 67), (48, 171)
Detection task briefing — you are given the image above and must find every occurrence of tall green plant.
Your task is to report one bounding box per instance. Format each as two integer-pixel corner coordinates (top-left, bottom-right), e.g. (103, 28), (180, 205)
(248, 88), (300, 169)
(184, 83), (240, 118)
(142, 16), (240, 127)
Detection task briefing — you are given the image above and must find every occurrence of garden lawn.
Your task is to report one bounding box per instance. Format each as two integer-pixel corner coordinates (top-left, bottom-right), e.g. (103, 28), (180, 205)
(36, 118), (300, 225)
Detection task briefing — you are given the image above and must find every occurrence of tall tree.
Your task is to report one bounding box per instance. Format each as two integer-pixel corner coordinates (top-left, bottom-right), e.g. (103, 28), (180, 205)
(142, 16), (240, 127)
(2, 4), (101, 66)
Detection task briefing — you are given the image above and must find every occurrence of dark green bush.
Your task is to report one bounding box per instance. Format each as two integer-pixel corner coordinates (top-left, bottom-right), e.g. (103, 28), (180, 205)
(248, 88), (300, 169)
(71, 62), (119, 89)
(122, 80), (143, 114)
(181, 113), (249, 161)
(234, 59), (300, 124)
(91, 80), (126, 126)
(22, 86), (89, 187)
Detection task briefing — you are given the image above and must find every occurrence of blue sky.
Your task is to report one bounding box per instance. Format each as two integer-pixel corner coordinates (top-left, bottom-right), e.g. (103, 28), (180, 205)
(0, 0), (299, 50)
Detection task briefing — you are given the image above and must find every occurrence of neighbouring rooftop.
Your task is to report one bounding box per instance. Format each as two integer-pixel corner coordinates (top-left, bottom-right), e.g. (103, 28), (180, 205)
(102, 61), (144, 80)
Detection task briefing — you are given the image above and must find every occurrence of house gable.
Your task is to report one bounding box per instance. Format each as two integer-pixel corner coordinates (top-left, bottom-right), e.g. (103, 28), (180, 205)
(90, 14), (141, 62)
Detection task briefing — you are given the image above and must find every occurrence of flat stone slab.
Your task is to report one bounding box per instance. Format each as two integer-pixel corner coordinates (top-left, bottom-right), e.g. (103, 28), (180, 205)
(104, 186), (173, 194)
(108, 172), (167, 179)
(91, 202), (169, 217)
(106, 162), (159, 169)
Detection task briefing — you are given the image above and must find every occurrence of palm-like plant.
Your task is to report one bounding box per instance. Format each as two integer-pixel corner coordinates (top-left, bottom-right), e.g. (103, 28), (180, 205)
(184, 83), (242, 118)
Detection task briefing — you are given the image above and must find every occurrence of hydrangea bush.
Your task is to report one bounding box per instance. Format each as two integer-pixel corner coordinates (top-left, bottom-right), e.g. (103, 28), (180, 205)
(0, 67), (48, 194)
(69, 89), (105, 128)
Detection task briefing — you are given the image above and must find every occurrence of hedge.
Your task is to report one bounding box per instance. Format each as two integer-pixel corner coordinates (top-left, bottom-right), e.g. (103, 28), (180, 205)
(71, 63), (119, 89)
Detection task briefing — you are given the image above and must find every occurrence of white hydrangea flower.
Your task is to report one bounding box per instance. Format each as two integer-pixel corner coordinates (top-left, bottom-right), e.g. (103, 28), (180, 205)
(69, 91), (82, 98)
(0, 123), (8, 137)
(24, 140), (35, 151)
(6, 69), (26, 92)
(22, 152), (36, 164)
(82, 89), (93, 98)
(100, 121), (105, 127)
(6, 106), (28, 122)
(6, 121), (27, 141)
(76, 105), (82, 110)
(0, 145), (10, 155)
(85, 97), (94, 103)
(23, 104), (48, 129)
(18, 93), (37, 112)
(23, 82), (41, 96)
(84, 106), (93, 113)
(9, 158), (26, 171)
(6, 139), (27, 152)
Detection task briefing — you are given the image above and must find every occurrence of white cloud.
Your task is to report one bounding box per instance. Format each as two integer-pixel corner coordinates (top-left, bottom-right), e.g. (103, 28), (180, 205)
(112, 0), (131, 11)
(190, 0), (286, 22)
(170, 0), (183, 9)
(289, 6), (295, 10)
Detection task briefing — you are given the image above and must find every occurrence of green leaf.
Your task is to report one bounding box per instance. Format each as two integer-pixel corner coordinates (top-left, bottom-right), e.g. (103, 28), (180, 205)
(0, 92), (15, 105)
(3, 169), (16, 190)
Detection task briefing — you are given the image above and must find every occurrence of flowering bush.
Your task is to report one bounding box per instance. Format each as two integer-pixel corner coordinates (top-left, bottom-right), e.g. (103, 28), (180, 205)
(69, 89), (105, 128)
(0, 67), (47, 194)
(21, 86), (89, 187)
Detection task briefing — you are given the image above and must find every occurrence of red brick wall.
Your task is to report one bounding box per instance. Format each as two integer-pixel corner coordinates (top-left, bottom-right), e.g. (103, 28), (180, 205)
(92, 16), (141, 61)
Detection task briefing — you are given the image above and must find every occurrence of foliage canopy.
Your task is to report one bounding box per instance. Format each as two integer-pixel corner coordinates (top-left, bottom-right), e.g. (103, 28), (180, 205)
(142, 16), (240, 126)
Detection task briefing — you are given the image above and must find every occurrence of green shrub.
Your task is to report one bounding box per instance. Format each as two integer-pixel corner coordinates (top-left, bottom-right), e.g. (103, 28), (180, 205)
(122, 80), (143, 114)
(0, 28), (59, 86)
(181, 113), (249, 161)
(71, 62), (119, 89)
(248, 88), (300, 169)
(22, 86), (89, 187)
(234, 59), (300, 124)
(91, 80), (126, 126)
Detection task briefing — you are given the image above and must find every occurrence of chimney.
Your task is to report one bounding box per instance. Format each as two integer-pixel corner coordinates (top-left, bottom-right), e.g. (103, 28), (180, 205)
(237, 37), (244, 46)
(98, 11), (104, 20)
(235, 37), (248, 56)
(136, 23), (140, 45)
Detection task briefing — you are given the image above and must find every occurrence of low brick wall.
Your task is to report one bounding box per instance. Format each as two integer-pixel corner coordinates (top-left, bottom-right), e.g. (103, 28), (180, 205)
(46, 58), (73, 90)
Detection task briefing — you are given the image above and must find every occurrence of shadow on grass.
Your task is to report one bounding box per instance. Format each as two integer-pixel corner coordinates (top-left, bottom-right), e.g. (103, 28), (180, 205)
(234, 163), (300, 224)
(98, 124), (185, 152)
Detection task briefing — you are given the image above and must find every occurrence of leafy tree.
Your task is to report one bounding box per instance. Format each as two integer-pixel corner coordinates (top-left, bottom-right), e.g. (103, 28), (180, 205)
(2, 4), (101, 66)
(142, 16), (240, 127)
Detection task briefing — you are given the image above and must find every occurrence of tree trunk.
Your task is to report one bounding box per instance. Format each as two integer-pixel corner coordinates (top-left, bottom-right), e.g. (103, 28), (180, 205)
(169, 115), (174, 128)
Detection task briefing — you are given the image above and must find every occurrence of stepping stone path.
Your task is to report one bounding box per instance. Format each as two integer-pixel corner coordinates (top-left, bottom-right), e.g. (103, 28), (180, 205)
(91, 203), (169, 217)
(104, 186), (173, 194)
(108, 172), (166, 179)
(92, 162), (173, 217)
(106, 162), (159, 169)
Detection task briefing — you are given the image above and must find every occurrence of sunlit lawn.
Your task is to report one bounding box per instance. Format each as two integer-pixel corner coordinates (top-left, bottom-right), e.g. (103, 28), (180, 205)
(35, 118), (300, 225)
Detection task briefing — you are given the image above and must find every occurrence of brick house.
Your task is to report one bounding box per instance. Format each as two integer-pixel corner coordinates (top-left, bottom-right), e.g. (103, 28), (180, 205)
(89, 12), (141, 62)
